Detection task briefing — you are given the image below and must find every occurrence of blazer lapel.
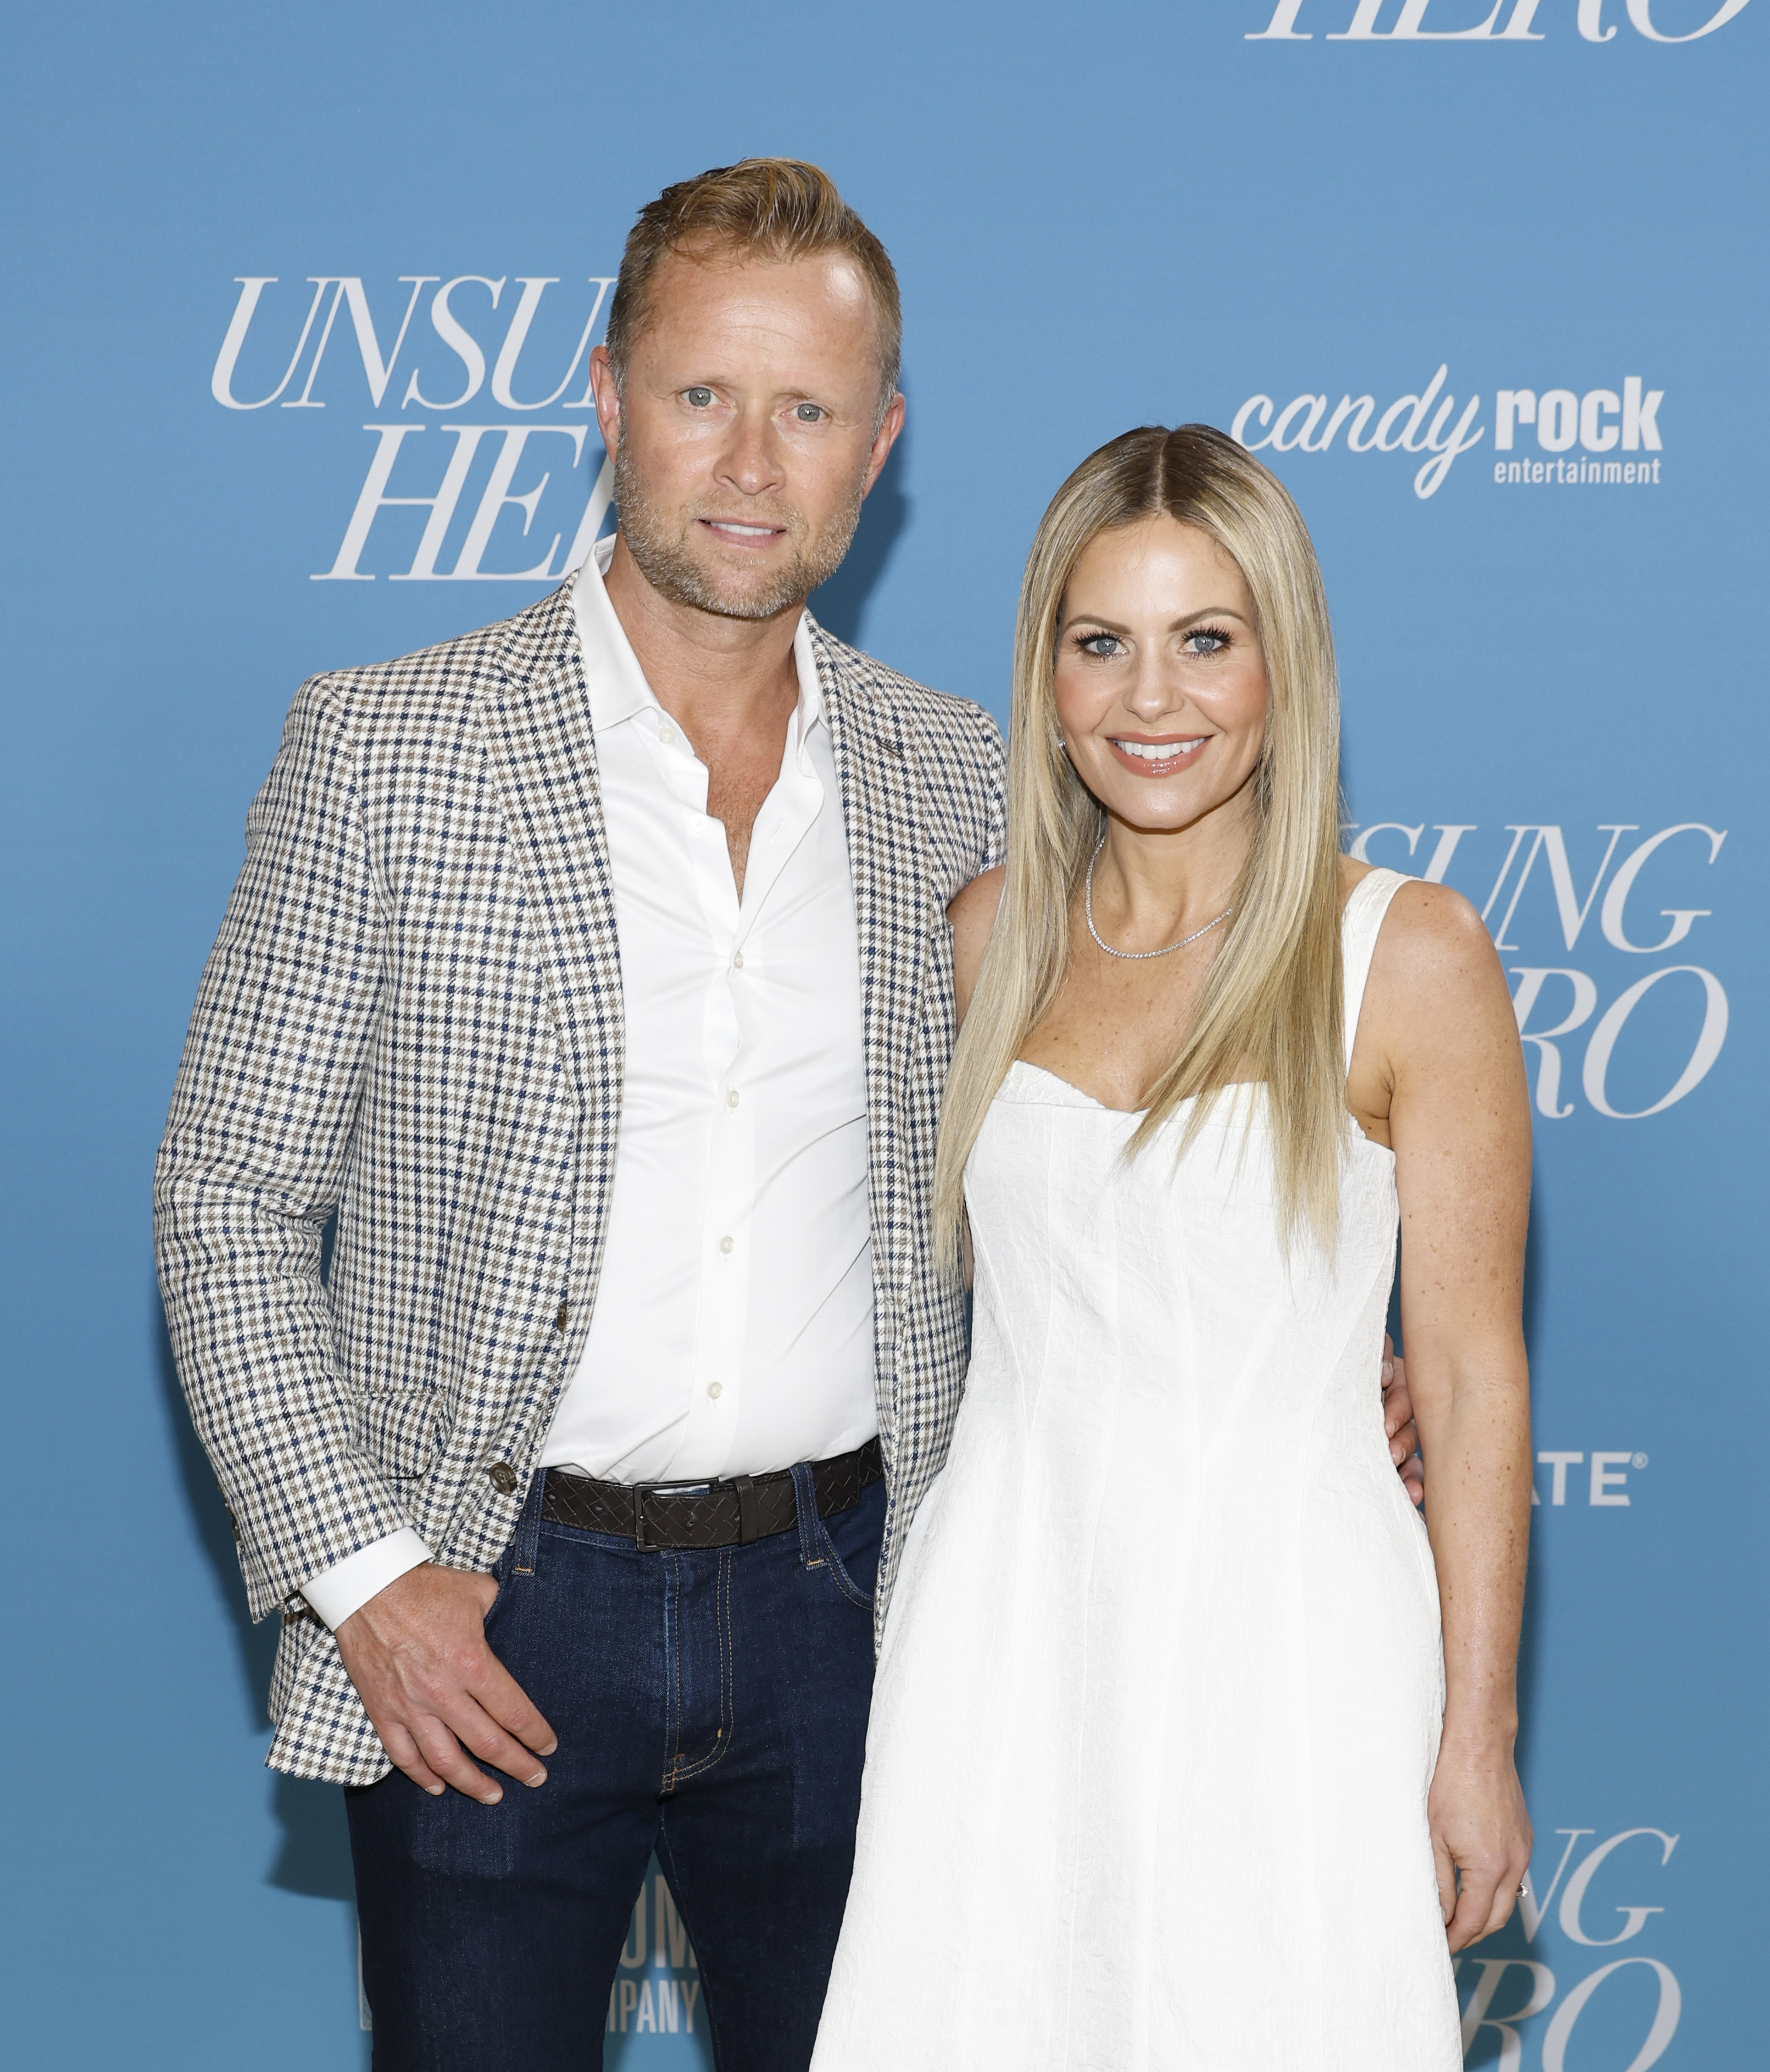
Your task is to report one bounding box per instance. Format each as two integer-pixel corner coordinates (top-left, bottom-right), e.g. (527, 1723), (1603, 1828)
(474, 584), (625, 1250)
(812, 620), (934, 1425)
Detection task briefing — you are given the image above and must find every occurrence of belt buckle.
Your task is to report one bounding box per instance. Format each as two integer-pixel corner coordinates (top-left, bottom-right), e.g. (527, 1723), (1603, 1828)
(631, 1478), (712, 1553)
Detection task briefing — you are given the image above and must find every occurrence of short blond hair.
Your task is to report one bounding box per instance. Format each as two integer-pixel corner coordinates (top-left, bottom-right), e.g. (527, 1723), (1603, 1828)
(605, 158), (901, 404)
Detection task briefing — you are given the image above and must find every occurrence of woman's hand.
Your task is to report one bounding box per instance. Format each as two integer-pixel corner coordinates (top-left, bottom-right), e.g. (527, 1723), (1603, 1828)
(1428, 1725), (1534, 1949)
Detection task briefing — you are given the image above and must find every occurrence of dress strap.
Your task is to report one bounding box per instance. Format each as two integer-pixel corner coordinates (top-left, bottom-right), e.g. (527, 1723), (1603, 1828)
(1342, 867), (1412, 1076)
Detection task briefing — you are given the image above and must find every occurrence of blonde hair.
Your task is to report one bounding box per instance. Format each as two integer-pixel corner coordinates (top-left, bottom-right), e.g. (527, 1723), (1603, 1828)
(932, 424), (1347, 1263)
(605, 158), (901, 410)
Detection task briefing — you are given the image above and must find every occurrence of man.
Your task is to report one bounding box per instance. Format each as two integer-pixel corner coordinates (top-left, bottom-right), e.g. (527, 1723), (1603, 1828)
(157, 160), (1422, 2069)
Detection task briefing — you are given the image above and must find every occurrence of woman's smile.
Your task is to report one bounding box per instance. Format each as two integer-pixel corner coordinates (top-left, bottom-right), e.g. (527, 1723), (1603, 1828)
(1104, 732), (1210, 777)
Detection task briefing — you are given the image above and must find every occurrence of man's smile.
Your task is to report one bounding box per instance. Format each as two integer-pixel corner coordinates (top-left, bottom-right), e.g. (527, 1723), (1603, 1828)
(700, 517), (788, 547)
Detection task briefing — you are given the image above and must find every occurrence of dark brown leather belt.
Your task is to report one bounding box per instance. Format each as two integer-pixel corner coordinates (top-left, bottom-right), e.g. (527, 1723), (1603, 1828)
(540, 1438), (883, 1551)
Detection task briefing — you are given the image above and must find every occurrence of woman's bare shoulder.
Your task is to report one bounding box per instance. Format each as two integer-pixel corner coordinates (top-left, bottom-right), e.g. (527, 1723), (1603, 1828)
(948, 867), (1007, 1024)
(1339, 853), (1491, 977)
(1363, 872), (1516, 1069)
(1375, 875), (1495, 982)
(949, 867), (1006, 933)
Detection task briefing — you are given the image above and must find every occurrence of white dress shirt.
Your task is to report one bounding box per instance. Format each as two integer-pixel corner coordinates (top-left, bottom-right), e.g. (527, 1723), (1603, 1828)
(300, 538), (876, 1629)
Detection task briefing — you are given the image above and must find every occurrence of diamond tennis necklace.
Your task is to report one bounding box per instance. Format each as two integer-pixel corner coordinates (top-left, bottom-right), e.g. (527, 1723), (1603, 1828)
(1084, 831), (1233, 963)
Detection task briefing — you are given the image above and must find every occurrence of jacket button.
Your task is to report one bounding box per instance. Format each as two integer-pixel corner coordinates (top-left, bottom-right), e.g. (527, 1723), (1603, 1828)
(555, 1301), (568, 1331)
(486, 1461), (518, 1495)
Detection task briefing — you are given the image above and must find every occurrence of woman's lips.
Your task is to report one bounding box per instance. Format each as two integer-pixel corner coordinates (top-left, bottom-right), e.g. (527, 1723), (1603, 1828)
(1105, 734), (1208, 777)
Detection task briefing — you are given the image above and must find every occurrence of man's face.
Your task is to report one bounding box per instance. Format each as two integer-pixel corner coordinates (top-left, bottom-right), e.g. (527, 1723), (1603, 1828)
(589, 246), (904, 622)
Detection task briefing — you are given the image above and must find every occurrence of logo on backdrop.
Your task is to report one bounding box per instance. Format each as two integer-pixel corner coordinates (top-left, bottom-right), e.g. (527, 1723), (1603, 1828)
(1457, 1824), (1682, 2072)
(210, 273), (618, 581)
(1531, 1448), (1651, 1507)
(1232, 368), (1665, 499)
(1247, 0), (1752, 44)
(608, 1867), (702, 2041)
(1345, 819), (1728, 1119)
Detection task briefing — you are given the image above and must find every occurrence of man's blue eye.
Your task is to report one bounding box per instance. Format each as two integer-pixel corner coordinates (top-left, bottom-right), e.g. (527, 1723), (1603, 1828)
(796, 403), (823, 422)
(685, 387), (714, 407)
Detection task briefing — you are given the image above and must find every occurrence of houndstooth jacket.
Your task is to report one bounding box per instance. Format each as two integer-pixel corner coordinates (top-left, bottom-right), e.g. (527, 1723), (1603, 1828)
(155, 580), (1004, 1785)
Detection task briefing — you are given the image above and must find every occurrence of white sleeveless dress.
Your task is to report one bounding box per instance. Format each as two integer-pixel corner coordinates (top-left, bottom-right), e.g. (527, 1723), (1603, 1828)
(811, 869), (1460, 2072)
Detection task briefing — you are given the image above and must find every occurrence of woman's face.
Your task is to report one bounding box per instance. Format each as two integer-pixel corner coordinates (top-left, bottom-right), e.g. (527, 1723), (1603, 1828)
(1053, 516), (1270, 838)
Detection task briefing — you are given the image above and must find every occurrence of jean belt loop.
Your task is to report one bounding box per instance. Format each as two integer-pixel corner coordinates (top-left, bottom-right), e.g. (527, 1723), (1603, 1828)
(789, 1461), (824, 1570)
(733, 1473), (759, 1547)
(512, 1462), (547, 1577)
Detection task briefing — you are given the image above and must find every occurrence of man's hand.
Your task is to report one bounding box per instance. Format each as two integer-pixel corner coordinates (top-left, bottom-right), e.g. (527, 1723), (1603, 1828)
(334, 1565), (557, 1802)
(1383, 1333), (1426, 1508)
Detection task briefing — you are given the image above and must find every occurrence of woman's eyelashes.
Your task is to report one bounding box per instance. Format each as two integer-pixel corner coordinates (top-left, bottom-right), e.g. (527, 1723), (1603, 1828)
(1181, 625), (1234, 656)
(1066, 624), (1235, 661)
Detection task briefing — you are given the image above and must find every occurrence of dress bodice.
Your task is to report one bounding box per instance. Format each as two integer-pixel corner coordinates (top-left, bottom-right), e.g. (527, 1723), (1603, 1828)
(963, 869), (1408, 1469)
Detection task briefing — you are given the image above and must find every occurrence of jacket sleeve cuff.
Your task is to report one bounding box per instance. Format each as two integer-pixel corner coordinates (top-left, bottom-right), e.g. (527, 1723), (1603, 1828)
(300, 1528), (433, 1631)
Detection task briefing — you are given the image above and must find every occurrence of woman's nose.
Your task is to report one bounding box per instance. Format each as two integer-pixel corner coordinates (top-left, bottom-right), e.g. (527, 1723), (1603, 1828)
(1124, 661), (1183, 723)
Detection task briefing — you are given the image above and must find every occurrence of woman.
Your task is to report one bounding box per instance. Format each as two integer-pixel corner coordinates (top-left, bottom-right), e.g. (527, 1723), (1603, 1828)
(811, 426), (1533, 2070)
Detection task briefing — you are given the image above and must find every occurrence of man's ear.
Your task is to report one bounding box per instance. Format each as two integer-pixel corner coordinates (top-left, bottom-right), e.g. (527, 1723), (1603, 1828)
(588, 345), (623, 463)
(862, 390), (906, 499)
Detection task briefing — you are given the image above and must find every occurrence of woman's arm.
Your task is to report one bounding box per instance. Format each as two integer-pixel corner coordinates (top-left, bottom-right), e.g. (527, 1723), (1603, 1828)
(1363, 881), (1535, 1950)
(948, 866), (1006, 1028)
(946, 868), (1006, 1288)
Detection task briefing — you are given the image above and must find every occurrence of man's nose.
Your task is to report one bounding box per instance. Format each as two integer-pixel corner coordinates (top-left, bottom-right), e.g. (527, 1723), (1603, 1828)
(718, 408), (786, 498)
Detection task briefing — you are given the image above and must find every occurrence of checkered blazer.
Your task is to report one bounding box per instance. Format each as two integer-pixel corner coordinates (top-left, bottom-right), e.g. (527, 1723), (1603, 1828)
(154, 580), (1006, 1784)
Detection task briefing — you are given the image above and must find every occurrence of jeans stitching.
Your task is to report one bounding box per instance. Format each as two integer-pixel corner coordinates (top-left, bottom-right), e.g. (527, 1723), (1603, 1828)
(511, 1466), (546, 1577)
(662, 1551), (684, 1795)
(668, 1549), (735, 1787)
(816, 1507), (876, 1611)
(791, 1462), (824, 1569)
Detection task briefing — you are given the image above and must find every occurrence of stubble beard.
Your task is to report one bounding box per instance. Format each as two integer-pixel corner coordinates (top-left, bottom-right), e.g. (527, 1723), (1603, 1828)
(613, 442), (867, 622)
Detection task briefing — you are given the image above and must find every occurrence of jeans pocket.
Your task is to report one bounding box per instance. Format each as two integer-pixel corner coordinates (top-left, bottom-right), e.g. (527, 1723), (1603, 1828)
(793, 1463), (880, 1611)
(481, 1552), (514, 1634)
(815, 1512), (877, 1611)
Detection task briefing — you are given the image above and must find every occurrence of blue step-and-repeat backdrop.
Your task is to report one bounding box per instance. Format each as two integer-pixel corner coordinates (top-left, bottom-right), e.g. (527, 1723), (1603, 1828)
(2, 4), (1763, 2067)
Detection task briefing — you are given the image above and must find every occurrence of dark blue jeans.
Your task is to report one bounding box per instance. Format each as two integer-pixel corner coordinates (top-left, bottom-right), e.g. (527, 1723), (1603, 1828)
(346, 1466), (884, 2072)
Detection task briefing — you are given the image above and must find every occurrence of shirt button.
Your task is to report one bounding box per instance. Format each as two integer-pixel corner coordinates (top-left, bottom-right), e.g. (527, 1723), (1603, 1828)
(726, 1089), (740, 1109)
(658, 724), (677, 745)
(708, 1382), (723, 1400)
(486, 1461), (517, 1495)
(732, 951), (744, 970)
(719, 1235), (735, 1255)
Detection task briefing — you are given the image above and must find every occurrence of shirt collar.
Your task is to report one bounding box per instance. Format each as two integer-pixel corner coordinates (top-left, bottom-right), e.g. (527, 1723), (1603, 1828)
(571, 534), (826, 747)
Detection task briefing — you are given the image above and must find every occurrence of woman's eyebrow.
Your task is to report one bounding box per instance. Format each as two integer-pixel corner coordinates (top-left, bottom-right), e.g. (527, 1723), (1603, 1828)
(1062, 604), (1253, 633)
